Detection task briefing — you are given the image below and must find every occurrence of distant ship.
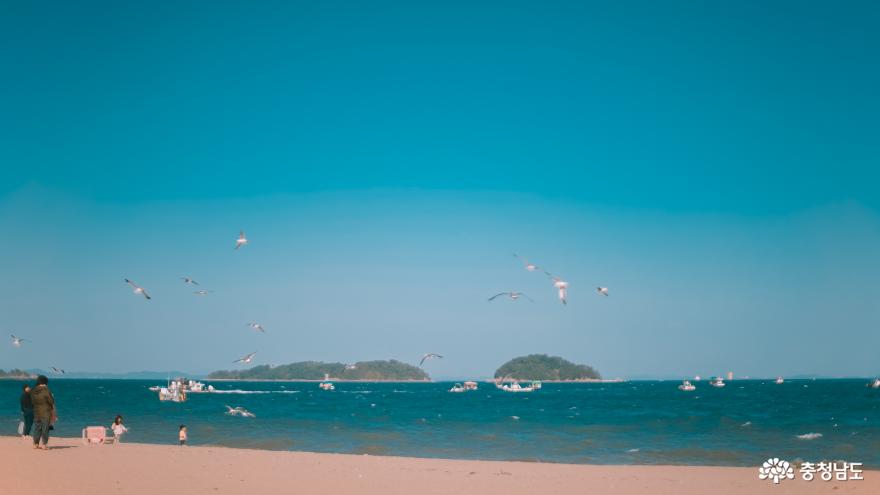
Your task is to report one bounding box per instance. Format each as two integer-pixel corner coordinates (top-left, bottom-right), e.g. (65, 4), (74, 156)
(775, 376), (784, 384)
(710, 377), (726, 388)
(678, 380), (696, 391)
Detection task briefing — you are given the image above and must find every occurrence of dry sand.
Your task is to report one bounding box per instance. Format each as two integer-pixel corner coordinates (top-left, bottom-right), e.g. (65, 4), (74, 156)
(1, 436), (875, 495)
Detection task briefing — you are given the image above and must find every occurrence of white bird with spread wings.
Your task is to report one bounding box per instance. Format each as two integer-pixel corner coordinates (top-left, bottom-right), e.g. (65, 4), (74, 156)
(513, 254), (541, 272)
(225, 405), (256, 418)
(488, 292), (533, 302)
(10, 334), (28, 347)
(235, 230), (248, 250)
(544, 272), (569, 305)
(419, 353), (443, 367)
(124, 279), (151, 300)
(233, 352), (257, 364)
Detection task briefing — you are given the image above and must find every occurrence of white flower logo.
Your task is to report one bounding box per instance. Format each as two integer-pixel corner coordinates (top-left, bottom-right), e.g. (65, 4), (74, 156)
(758, 458), (795, 484)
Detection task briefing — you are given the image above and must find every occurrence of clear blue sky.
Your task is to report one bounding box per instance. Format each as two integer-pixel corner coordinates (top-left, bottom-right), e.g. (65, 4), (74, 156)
(1, 1), (878, 378)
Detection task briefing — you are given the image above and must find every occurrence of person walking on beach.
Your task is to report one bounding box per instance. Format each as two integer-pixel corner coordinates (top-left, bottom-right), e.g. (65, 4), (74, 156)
(19, 384), (34, 439)
(178, 425), (187, 446)
(29, 375), (56, 450)
(111, 415), (128, 444)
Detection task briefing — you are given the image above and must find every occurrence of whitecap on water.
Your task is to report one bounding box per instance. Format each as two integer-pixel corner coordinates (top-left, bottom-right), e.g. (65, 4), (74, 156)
(796, 432), (823, 440)
(626, 448), (640, 453)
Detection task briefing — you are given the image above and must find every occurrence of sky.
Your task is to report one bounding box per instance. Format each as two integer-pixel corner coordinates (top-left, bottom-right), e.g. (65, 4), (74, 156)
(1, 1), (878, 379)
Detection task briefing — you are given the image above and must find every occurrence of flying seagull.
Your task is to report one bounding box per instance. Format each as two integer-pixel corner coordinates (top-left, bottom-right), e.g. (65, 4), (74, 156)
(596, 287), (609, 297)
(10, 334), (28, 347)
(193, 290), (214, 296)
(225, 405), (256, 418)
(513, 254), (541, 272)
(181, 277), (200, 286)
(49, 367), (65, 375)
(246, 322), (265, 333)
(235, 230), (248, 250)
(124, 279), (151, 300)
(488, 291), (534, 302)
(545, 272), (569, 305)
(419, 353), (443, 367)
(233, 352), (257, 364)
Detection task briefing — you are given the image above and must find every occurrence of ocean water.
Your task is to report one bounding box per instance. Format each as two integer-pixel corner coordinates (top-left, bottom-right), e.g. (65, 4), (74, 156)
(2, 379), (878, 466)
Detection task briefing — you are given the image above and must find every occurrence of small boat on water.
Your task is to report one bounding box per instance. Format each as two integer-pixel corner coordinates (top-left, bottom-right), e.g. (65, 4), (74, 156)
(678, 380), (696, 391)
(868, 378), (880, 389)
(318, 382), (335, 391)
(710, 377), (726, 388)
(449, 381), (479, 393)
(775, 376), (784, 384)
(495, 379), (538, 393)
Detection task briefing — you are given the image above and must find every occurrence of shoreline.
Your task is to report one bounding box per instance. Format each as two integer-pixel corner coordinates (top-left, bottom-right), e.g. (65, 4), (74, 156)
(1, 436), (875, 495)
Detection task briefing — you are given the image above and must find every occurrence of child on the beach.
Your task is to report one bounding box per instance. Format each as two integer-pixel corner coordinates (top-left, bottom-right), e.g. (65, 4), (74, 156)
(111, 415), (128, 444)
(178, 425), (187, 446)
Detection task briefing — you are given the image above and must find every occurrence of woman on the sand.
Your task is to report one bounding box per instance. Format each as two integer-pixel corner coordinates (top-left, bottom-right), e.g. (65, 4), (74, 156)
(29, 375), (56, 450)
(19, 384), (34, 438)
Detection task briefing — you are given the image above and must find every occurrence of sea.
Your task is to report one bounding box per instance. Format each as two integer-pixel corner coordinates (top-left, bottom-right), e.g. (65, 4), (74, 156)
(3, 379), (878, 467)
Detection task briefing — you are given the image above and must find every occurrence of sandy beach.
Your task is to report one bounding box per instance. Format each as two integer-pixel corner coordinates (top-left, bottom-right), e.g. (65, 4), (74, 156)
(1, 436), (874, 495)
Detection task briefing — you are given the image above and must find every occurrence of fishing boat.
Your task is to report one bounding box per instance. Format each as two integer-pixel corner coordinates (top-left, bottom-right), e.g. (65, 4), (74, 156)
(155, 378), (187, 402)
(318, 382), (335, 391)
(678, 380), (696, 391)
(868, 378), (880, 389)
(496, 380), (535, 393)
(531, 381), (542, 390)
(775, 376), (784, 385)
(449, 381), (479, 393)
(710, 376), (726, 388)
(150, 378), (213, 394)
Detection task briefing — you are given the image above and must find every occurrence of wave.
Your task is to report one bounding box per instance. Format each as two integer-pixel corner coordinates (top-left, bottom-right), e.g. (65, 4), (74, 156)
(205, 390), (301, 394)
(796, 432), (823, 440)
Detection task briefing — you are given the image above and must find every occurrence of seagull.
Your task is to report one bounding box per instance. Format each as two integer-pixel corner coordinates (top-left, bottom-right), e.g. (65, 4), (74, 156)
(513, 254), (540, 272)
(545, 272), (569, 305)
(225, 405), (256, 418)
(193, 290), (214, 296)
(233, 352), (257, 364)
(419, 353), (443, 367)
(124, 279), (151, 300)
(235, 230), (248, 250)
(49, 367), (65, 375)
(488, 292), (534, 302)
(596, 287), (609, 296)
(181, 277), (200, 286)
(10, 334), (28, 347)
(246, 322), (265, 333)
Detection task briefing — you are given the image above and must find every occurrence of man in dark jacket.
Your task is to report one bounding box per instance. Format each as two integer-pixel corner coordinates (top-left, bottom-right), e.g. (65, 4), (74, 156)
(19, 384), (34, 438)
(29, 375), (55, 449)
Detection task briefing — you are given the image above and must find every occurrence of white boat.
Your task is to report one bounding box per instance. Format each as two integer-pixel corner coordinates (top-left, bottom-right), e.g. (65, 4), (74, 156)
(318, 382), (335, 391)
(775, 377), (784, 384)
(868, 378), (880, 389)
(678, 380), (696, 391)
(531, 381), (542, 390)
(496, 380), (535, 393)
(150, 378), (213, 395)
(710, 377), (726, 388)
(450, 380), (479, 392)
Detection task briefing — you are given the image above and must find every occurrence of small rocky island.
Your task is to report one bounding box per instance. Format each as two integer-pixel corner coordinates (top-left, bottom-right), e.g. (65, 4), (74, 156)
(209, 360), (430, 381)
(494, 354), (601, 381)
(0, 368), (35, 379)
